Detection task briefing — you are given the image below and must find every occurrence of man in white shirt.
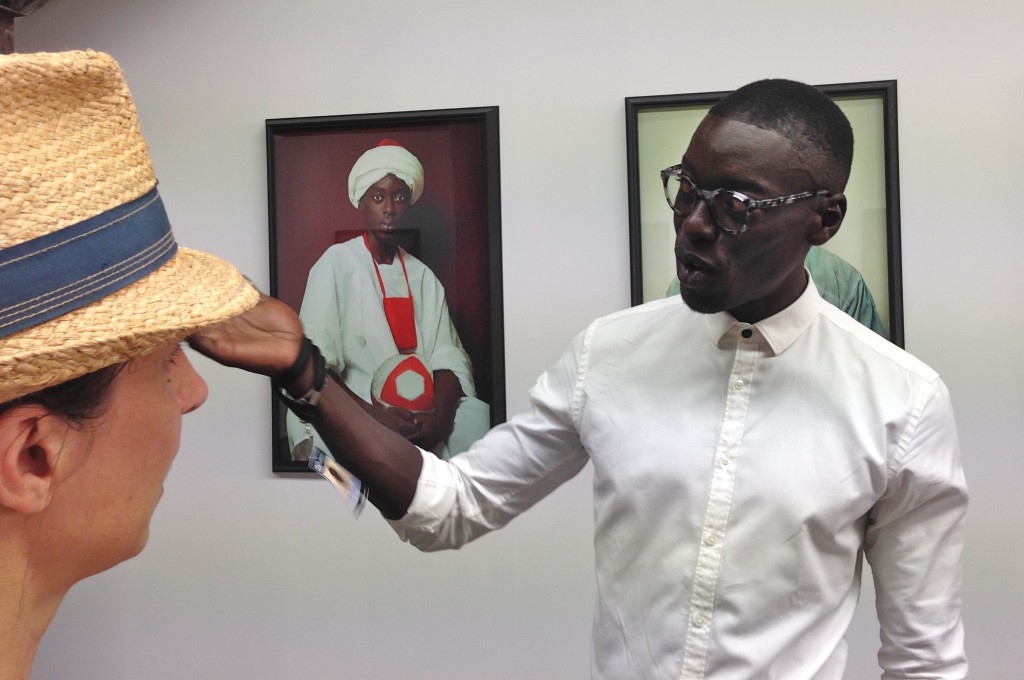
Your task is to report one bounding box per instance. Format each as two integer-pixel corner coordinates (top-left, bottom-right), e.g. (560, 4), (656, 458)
(194, 78), (967, 679)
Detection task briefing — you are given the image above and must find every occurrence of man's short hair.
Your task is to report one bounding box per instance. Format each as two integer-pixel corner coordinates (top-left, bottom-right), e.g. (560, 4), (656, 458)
(709, 79), (854, 191)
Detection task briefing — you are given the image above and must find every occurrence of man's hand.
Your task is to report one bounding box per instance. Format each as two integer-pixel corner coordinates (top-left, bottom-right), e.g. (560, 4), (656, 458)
(188, 295), (304, 378)
(370, 403), (422, 439)
(404, 410), (452, 451)
(367, 405), (448, 453)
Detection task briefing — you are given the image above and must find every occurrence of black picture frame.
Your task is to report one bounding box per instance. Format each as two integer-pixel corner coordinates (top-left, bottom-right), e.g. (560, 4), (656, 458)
(625, 80), (904, 347)
(266, 107), (505, 472)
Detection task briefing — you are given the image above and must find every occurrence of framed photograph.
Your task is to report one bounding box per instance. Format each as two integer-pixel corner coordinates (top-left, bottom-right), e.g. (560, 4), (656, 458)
(625, 80), (904, 347)
(267, 107), (504, 472)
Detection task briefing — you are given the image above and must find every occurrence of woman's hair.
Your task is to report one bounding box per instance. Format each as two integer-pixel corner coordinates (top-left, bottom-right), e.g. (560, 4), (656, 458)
(0, 363), (124, 424)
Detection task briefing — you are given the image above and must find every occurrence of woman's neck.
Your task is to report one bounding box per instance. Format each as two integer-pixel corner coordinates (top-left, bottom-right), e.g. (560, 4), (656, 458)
(0, 548), (68, 680)
(0, 598), (61, 680)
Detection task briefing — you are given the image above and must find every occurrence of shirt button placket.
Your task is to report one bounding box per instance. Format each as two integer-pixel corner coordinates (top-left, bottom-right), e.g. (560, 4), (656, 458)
(679, 340), (758, 679)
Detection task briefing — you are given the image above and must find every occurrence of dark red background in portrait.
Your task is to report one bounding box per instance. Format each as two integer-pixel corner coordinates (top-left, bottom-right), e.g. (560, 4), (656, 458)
(271, 121), (493, 404)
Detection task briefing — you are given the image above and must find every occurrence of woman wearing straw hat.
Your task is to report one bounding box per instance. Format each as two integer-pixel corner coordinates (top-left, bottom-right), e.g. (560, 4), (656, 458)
(0, 51), (261, 676)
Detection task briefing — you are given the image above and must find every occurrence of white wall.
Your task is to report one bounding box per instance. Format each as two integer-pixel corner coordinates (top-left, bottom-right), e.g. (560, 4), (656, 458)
(19, 1), (1024, 677)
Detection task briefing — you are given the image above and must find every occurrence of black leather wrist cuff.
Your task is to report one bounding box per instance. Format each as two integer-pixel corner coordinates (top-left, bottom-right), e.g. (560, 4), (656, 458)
(277, 336), (312, 387)
(275, 339), (326, 421)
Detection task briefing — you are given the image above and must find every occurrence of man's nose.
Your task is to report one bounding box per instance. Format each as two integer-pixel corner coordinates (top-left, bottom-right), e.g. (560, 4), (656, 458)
(675, 198), (717, 244)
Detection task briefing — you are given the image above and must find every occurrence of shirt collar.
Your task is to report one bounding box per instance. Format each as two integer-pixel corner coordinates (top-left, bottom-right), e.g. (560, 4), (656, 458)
(703, 270), (825, 356)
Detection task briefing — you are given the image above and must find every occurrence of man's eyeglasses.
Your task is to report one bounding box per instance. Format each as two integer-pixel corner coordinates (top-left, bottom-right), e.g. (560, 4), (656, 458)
(660, 165), (830, 235)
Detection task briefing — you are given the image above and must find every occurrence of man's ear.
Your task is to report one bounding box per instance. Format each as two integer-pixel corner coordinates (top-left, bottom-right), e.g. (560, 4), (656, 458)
(0, 406), (66, 514)
(809, 193), (846, 246)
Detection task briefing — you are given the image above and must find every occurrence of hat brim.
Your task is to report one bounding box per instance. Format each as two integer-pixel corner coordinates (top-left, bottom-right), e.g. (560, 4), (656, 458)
(0, 246), (259, 404)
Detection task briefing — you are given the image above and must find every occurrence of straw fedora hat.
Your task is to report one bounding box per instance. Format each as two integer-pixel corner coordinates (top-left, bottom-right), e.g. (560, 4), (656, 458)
(0, 50), (259, 404)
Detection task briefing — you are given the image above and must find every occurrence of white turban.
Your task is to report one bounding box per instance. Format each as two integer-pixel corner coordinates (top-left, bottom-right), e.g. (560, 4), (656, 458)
(348, 140), (425, 208)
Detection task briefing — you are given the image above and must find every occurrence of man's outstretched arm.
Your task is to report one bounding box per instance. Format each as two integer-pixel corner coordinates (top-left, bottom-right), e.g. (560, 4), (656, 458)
(189, 295), (422, 519)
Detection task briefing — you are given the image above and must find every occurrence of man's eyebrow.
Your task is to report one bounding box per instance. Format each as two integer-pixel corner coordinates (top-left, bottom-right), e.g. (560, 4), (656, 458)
(680, 156), (769, 196)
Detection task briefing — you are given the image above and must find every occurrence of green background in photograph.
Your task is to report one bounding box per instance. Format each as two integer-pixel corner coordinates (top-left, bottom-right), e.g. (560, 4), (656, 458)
(637, 95), (890, 328)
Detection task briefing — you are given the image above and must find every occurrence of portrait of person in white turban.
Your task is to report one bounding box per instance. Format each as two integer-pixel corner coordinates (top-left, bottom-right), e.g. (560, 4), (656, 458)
(285, 139), (491, 460)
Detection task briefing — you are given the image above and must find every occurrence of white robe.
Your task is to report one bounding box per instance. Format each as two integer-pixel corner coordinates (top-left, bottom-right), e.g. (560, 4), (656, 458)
(287, 237), (489, 459)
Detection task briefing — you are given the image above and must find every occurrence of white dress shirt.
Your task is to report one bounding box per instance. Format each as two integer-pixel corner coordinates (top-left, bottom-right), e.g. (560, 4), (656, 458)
(391, 281), (968, 679)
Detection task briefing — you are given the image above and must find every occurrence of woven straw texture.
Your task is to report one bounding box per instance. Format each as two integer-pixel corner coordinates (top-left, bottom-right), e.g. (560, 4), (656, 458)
(1, 50), (258, 404)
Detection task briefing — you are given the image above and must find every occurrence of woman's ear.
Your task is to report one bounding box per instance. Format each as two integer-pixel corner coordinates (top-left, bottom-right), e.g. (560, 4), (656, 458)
(0, 406), (66, 514)
(810, 193), (847, 246)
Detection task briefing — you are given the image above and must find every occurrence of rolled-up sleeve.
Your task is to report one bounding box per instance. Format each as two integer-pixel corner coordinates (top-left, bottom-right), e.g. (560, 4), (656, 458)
(865, 377), (968, 679)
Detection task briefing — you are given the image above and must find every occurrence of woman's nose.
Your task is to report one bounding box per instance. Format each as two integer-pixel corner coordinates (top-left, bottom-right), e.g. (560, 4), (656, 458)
(178, 354), (209, 414)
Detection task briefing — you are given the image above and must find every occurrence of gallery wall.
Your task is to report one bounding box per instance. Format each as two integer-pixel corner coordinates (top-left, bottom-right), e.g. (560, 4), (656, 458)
(18, 0), (1023, 677)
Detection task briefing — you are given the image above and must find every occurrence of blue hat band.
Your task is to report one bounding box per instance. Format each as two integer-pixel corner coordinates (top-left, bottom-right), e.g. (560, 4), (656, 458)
(0, 187), (178, 338)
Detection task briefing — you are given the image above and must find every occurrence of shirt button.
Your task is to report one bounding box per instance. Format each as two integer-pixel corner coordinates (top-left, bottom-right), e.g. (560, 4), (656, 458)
(693, 614), (707, 629)
(719, 456), (732, 467)
(704, 534), (718, 547)
(741, 328), (753, 339)
(733, 380), (744, 390)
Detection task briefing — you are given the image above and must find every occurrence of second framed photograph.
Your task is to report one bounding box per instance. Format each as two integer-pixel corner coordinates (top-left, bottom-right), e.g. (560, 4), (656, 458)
(626, 81), (903, 347)
(267, 107), (504, 472)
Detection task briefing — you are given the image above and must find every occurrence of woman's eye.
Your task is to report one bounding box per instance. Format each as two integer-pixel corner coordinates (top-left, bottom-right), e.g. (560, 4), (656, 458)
(167, 343), (186, 364)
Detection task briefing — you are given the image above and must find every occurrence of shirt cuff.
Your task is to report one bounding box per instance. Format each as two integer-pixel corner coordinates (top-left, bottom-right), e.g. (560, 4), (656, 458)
(388, 447), (457, 534)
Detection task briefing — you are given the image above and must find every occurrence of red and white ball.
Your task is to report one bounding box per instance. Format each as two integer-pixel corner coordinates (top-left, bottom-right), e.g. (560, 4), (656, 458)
(371, 353), (434, 412)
